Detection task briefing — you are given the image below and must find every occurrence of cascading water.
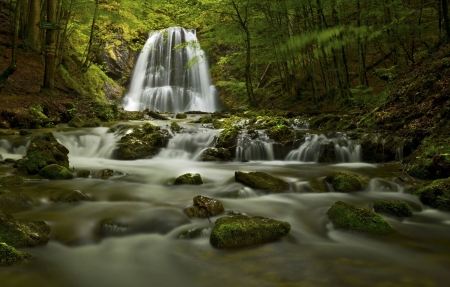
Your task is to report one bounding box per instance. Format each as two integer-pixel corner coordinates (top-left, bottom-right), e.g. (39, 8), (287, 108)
(122, 27), (220, 113)
(286, 133), (362, 162)
(0, 139), (30, 160)
(236, 130), (274, 161)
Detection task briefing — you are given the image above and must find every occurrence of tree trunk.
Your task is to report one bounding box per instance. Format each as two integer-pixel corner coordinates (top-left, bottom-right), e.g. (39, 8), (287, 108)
(43, 0), (57, 89)
(82, 0), (98, 70)
(27, 0), (41, 51)
(443, 0), (450, 43)
(0, 0), (22, 80)
(244, 26), (255, 106)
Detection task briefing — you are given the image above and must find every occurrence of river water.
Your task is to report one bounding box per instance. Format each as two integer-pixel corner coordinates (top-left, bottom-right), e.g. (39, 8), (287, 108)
(0, 118), (449, 287)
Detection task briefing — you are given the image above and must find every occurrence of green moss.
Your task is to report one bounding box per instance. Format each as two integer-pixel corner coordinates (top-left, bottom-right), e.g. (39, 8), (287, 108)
(406, 142), (450, 180)
(235, 171), (289, 193)
(58, 190), (88, 203)
(0, 242), (33, 266)
(39, 164), (73, 180)
(373, 200), (413, 217)
(328, 201), (395, 234)
(210, 215), (291, 248)
(175, 113), (187, 119)
(199, 148), (232, 162)
(0, 213), (50, 248)
(325, 172), (362, 192)
(216, 127), (240, 149)
(68, 115), (84, 128)
(82, 118), (101, 127)
(0, 175), (25, 186)
(0, 190), (10, 196)
(0, 193), (33, 206)
(174, 173), (203, 185)
(414, 178), (450, 211)
(265, 125), (293, 143)
(170, 122), (181, 133)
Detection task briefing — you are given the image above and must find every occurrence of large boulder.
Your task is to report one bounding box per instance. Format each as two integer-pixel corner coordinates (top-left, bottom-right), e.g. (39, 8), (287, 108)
(235, 171), (289, 193)
(39, 164), (73, 180)
(16, 133), (69, 175)
(0, 242), (32, 266)
(199, 148), (232, 162)
(0, 212), (50, 248)
(325, 172), (362, 192)
(117, 123), (171, 160)
(174, 173), (203, 185)
(210, 215), (291, 248)
(0, 175), (25, 186)
(327, 201), (395, 234)
(414, 178), (450, 211)
(185, 195), (224, 218)
(373, 200), (413, 217)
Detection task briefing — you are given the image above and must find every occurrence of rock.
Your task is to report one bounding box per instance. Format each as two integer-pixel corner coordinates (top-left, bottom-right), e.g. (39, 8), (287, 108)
(145, 110), (169, 120)
(95, 39), (137, 83)
(414, 178), (450, 211)
(216, 127), (240, 150)
(185, 195), (224, 218)
(77, 170), (91, 178)
(82, 118), (101, 127)
(3, 158), (16, 164)
(39, 164), (73, 180)
(58, 190), (88, 203)
(178, 227), (211, 239)
(170, 122), (181, 133)
(101, 169), (114, 180)
(199, 148), (232, 162)
(235, 171), (289, 193)
(0, 242), (32, 266)
(325, 172), (362, 192)
(0, 175), (25, 186)
(175, 113), (187, 119)
(373, 200), (413, 217)
(117, 123), (171, 160)
(0, 212), (50, 248)
(317, 141), (337, 163)
(408, 153), (450, 180)
(68, 115), (84, 128)
(265, 125), (294, 144)
(16, 132), (69, 175)
(19, 129), (33, 136)
(174, 173), (203, 185)
(0, 120), (10, 129)
(210, 215), (291, 248)
(0, 193), (33, 206)
(327, 201), (395, 234)
(0, 189), (10, 196)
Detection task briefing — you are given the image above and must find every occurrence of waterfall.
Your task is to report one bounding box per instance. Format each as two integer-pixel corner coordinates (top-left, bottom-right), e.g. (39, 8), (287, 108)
(236, 130), (274, 161)
(0, 139), (30, 160)
(122, 27), (220, 113)
(286, 133), (362, 163)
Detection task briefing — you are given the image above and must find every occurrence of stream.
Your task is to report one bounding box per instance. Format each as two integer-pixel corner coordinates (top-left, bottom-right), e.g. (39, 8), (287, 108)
(1, 117), (449, 287)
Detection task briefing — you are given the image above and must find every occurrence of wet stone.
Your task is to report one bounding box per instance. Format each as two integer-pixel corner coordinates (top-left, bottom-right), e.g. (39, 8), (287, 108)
(185, 195), (225, 218)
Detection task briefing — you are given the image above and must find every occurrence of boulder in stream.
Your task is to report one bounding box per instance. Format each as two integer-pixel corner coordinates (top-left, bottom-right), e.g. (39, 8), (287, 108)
(16, 132), (69, 175)
(57, 190), (88, 203)
(101, 169), (114, 180)
(325, 172), (362, 192)
(235, 171), (289, 193)
(373, 199), (413, 217)
(0, 212), (50, 248)
(0, 192), (33, 206)
(0, 175), (25, 186)
(199, 148), (232, 162)
(327, 201), (395, 234)
(185, 195), (224, 218)
(39, 164), (73, 180)
(0, 242), (32, 266)
(210, 215), (291, 248)
(174, 173), (203, 185)
(414, 178), (450, 211)
(175, 113), (187, 119)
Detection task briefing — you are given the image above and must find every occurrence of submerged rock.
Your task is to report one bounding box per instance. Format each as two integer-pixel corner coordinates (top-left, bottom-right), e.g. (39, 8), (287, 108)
(199, 148), (232, 162)
(210, 215), (291, 248)
(58, 190), (88, 203)
(174, 173), (203, 185)
(235, 171), (289, 193)
(0, 175), (25, 186)
(325, 172), (362, 192)
(373, 200), (413, 217)
(0, 193), (33, 206)
(0, 212), (50, 248)
(414, 178), (450, 211)
(38, 164), (73, 180)
(0, 242), (32, 266)
(185, 195), (224, 218)
(327, 201), (395, 234)
(16, 132), (69, 175)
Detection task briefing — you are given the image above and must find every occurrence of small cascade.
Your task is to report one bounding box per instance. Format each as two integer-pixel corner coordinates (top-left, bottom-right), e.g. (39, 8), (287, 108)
(396, 147), (404, 162)
(156, 129), (220, 160)
(286, 133), (362, 163)
(366, 178), (405, 193)
(122, 27), (220, 113)
(53, 128), (117, 159)
(0, 139), (30, 160)
(236, 130), (274, 161)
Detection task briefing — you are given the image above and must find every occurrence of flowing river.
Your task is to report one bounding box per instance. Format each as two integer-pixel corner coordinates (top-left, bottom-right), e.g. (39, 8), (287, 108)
(1, 117), (449, 287)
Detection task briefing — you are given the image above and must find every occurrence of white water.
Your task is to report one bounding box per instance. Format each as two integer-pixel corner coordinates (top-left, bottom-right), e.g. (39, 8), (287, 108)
(0, 139), (29, 160)
(236, 130), (274, 161)
(122, 27), (220, 113)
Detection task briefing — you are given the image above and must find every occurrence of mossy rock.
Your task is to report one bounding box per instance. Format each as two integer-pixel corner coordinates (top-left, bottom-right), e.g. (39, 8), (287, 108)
(185, 195), (224, 218)
(0, 192), (33, 206)
(235, 171), (289, 193)
(170, 122), (181, 133)
(325, 172), (362, 192)
(216, 127), (240, 149)
(0, 213), (50, 248)
(265, 125), (294, 143)
(77, 170), (91, 178)
(68, 115), (84, 128)
(414, 178), (450, 211)
(308, 178), (328, 193)
(16, 132), (69, 175)
(175, 113), (187, 119)
(210, 215), (291, 248)
(0, 175), (25, 186)
(38, 164), (73, 180)
(0, 242), (33, 266)
(0, 189), (10, 196)
(373, 200), (413, 217)
(174, 173), (203, 185)
(408, 153), (450, 180)
(58, 190), (88, 203)
(82, 118), (101, 127)
(101, 169), (114, 180)
(199, 148), (232, 162)
(117, 123), (171, 160)
(327, 201), (395, 234)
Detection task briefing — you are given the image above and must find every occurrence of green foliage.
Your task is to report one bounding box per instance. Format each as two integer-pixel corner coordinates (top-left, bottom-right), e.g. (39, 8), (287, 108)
(325, 172), (362, 193)
(414, 178), (450, 211)
(373, 200), (413, 217)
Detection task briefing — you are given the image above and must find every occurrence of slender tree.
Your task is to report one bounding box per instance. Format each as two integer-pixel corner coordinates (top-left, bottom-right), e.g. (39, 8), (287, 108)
(43, 0), (57, 89)
(0, 0), (22, 80)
